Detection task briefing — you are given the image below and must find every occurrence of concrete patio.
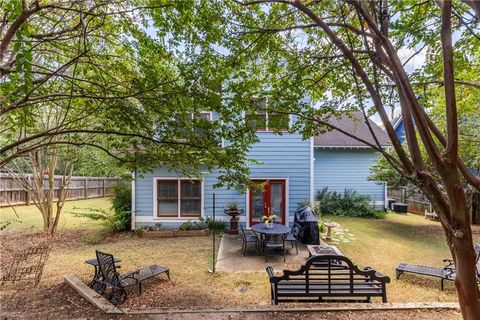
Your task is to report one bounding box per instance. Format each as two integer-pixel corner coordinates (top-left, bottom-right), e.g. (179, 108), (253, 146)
(215, 234), (311, 272)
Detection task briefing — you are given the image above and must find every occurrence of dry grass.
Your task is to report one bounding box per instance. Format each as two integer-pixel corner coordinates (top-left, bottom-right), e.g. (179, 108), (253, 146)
(2, 199), (478, 311)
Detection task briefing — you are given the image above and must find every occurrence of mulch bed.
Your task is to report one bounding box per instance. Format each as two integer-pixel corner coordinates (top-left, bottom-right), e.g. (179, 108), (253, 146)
(0, 283), (463, 320)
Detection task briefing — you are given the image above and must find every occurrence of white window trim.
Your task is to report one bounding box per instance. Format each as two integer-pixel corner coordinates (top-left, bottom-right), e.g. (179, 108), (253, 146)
(152, 177), (205, 220)
(193, 111), (224, 147)
(245, 177), (289, 229)
(244, 98), (291, 132)
(191, 111), (213, 121)
(245, 111), (291, 133)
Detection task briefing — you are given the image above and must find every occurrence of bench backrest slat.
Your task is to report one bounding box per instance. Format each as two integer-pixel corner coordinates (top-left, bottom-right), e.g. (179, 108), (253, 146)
(274, 255), (389, 294)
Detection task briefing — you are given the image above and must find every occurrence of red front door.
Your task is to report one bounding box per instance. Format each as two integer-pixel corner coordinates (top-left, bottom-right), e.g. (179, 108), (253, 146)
(249, 180), (286, 226)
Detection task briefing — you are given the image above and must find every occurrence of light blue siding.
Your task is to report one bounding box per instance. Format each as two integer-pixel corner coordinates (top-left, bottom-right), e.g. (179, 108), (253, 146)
(395, 120), (406, 143)
(314, 148), (385, 208)
(134, 132), (312, 228)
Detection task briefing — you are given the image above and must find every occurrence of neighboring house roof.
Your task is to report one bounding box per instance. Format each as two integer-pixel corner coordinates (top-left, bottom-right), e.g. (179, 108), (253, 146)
(314, 111), (391, 148)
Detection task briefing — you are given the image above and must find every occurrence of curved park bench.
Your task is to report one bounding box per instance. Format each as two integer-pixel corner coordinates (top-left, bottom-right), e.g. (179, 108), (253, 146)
(95, 250), (170, 305)
(396, 243), (480, 290)
(266, 254), (390, 305)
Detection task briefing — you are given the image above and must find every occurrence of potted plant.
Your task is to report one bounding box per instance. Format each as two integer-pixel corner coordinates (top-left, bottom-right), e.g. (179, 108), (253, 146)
(224, 202), (244, 235)
(225, 202), (240, 214)
(262, 214), (278, 229)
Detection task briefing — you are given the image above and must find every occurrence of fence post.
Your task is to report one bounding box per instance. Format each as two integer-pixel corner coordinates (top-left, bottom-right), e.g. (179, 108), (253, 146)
(402, 188), (406, 203)
(26, 175), (31, 205)
(84, 177), (88, 199)
(102, 179), (106, 197)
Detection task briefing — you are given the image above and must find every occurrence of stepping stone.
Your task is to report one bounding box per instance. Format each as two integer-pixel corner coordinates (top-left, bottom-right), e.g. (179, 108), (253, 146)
(348, 233), (354, 236)
(236, 287), (249, 294)
(342, 239), (350, 243)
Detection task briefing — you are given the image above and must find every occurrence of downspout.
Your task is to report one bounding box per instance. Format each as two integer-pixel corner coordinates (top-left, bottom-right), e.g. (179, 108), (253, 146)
(310, 137), (315, 204)
(131, 169), (136, 230)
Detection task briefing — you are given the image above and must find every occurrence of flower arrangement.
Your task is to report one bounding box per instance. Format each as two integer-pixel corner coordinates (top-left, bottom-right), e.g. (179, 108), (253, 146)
(262, 214), (278, 223)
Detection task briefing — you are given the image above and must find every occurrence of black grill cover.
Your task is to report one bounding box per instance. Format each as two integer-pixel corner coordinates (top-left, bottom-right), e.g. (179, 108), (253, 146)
(292, 206), (320, 245)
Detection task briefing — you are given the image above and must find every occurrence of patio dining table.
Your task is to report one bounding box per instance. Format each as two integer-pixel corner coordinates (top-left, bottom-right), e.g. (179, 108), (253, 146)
(251, 223), (291, 245)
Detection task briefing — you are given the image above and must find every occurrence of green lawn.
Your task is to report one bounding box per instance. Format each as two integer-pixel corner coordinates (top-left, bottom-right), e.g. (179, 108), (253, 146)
(2, 200), (471, 308)
(0, 198), (111, 232)
(324, 213), (476, 302)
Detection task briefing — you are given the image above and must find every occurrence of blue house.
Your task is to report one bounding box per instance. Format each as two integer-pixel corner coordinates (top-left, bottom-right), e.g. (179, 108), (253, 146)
(131, 111), (391, 229)
(393, 116), (406, 143)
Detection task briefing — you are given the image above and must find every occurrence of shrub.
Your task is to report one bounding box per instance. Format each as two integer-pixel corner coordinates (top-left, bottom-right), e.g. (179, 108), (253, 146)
(179, 220), (193, 231)
(109, 185), (131, 232)
(135, 226), (148, 237)
(318, 219), (326, 233)
(316, 187), (377, 218)
(199, 216), (226, 235)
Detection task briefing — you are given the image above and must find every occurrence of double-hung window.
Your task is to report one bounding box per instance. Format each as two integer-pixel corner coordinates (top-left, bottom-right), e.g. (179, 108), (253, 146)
(246, 97), (290, 132)
(193, 111), (212, 121)
(156, 179), (202, 218)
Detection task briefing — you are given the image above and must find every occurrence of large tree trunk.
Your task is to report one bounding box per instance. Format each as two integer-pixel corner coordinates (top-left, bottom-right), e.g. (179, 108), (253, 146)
(447, 181), (480, 319)
(425, 171), (480, 319)
(451, 235), (480, 319)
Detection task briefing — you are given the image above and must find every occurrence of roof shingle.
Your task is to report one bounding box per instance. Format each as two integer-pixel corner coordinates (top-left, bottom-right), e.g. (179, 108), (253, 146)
(314, 111), (391, 147)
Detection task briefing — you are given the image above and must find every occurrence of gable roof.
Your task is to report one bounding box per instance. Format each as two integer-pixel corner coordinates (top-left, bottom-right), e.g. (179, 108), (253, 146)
(314, 111), (391, 148)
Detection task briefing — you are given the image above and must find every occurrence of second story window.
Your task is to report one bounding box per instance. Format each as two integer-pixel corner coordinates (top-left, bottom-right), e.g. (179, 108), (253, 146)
(246, 97), (290, 132)
(192, 111), (212, 121)
(191, 111), (213, 137)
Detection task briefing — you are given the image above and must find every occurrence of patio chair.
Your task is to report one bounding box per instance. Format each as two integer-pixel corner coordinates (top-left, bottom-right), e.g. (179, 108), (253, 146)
(396, 243), (480, 290)
(240, 224), (259, 256)
(285, 231), (298, 255)
(263, 234), (288, 262)
(95, 250), (170, 305)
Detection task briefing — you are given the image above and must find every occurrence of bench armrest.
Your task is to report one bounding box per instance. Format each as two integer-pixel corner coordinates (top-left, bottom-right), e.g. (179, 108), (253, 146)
(266, 266), (281, 284)
(443, 259), (455, 267)
(266, 266), (275, 279)
(364, 266), (391, 283)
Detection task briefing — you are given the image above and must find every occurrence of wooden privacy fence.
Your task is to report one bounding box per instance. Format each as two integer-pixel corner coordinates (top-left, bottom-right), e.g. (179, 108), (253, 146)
(387, 187), (432, 215)
(0, 173), (124, 207)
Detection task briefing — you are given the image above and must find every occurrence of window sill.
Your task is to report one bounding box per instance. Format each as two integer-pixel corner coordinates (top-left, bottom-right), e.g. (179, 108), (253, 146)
(255, 130), (289, 133)
(154, 217), (202, 220)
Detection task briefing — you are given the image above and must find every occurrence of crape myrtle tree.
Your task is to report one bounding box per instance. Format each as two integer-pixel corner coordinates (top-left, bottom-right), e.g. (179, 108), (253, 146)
(153, 0), (480, 318)
(0, 0), (258, 190)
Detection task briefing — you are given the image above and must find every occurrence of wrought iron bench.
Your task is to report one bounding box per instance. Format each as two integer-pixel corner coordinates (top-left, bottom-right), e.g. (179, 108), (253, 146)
(266, 254), (390, 304)
(396, 243), (480, 290)
(0, 243), (50, 287)
(95, 250), (170, 305)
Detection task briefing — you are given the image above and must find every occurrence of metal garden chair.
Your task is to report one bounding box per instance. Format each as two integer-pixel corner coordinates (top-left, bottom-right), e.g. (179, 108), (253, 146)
(240, 224), (259, 255)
